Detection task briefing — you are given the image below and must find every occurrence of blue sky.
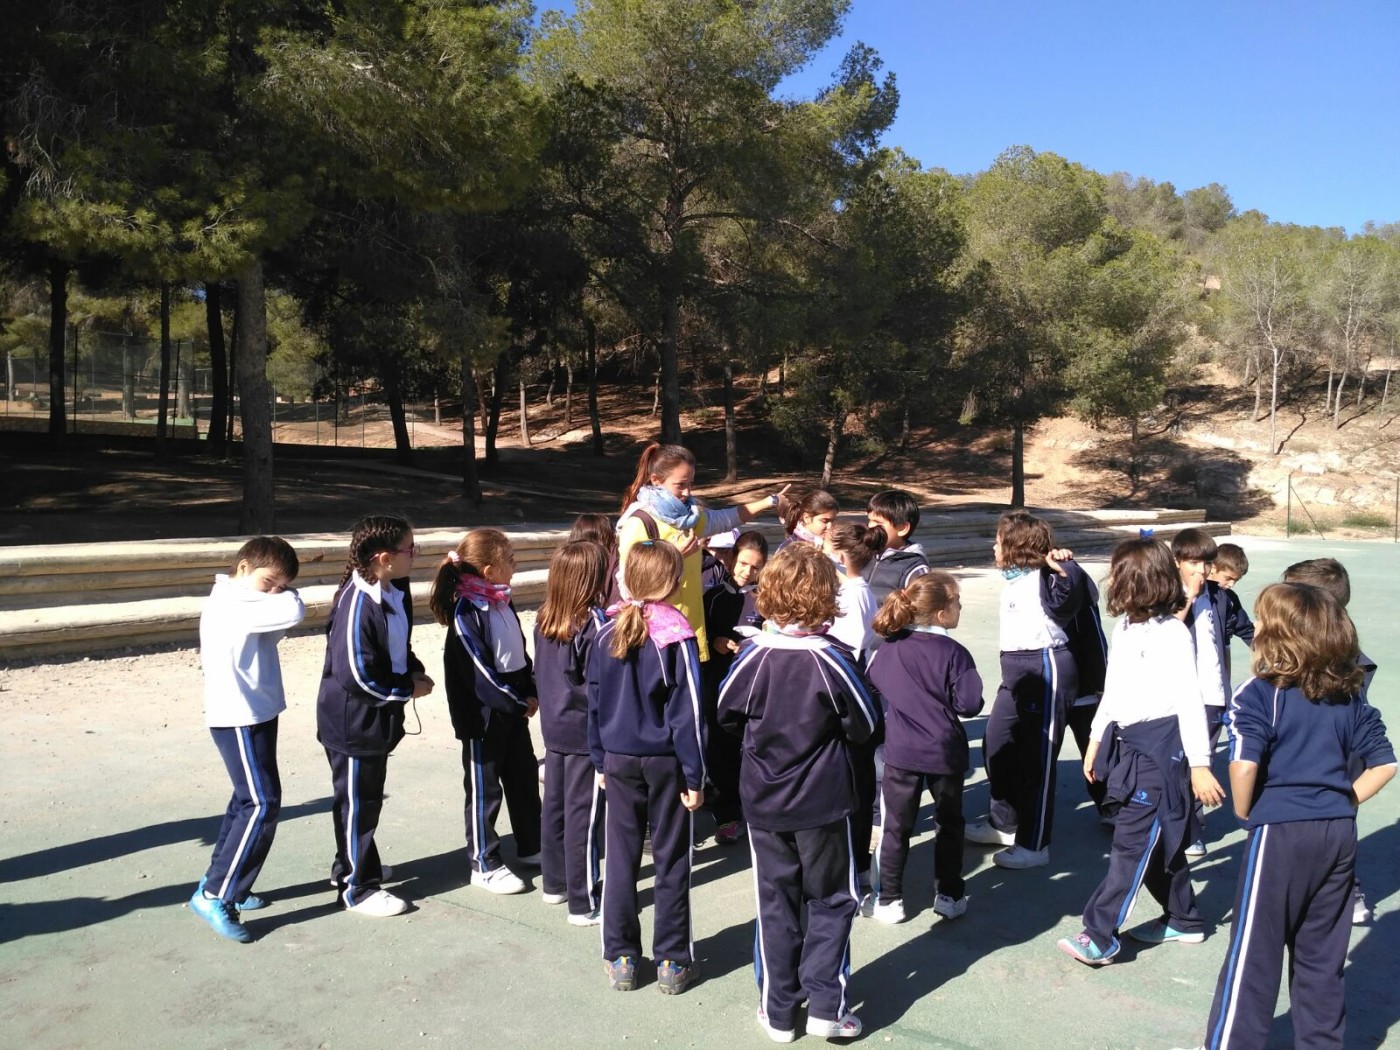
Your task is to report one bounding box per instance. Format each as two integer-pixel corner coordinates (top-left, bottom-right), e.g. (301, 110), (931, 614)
(542, 1), (1399, 233)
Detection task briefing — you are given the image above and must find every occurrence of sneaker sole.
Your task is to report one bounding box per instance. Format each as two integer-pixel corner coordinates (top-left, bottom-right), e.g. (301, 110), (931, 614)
(1129, 930), (1205, 945)
(1056, 939), (1115, 966)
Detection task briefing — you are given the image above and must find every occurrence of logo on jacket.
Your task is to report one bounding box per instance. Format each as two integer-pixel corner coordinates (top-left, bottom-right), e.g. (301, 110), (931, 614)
(1132, 789), (1151, 805)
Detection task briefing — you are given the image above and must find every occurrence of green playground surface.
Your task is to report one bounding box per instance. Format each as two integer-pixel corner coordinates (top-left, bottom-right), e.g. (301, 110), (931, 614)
(1, 535), (1396, 1049)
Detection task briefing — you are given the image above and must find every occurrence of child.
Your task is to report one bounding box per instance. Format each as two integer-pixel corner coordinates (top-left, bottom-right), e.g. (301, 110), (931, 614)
(778, 488), (840, 551)
(1194, 583), (1394, 1049)
(1064, 570), (1111, 826)
(1281, 556), (1377, 924)
(317, 515), (433, 918)
(533, 540), (610, 925)
(701, 530), (769, 844)
(823, 520), (885, 661)
(717, 543), (879, 1042)
(1171, 529), (1229, 857)
(700, 528), (740, 591)
(616, 442), (788, 660)
(431, 528), (542, 895)
(968, 511), (1090, 868)
(587, 540), (706, 995)
(1056, 539), (1224, 966)
(1207, 543), (1255, 678)
(864, 571), (984, 923)
(863, 489), (930, 604)
(568, 512), (621, 606)
(190, 537), (306, 943)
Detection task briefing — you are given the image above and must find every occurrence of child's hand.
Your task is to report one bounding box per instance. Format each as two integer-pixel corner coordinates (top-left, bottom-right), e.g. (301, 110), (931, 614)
(411, 673), (434, 698)
(712, 637), (737, 656)
(596, 772), (606, 791)
(671, 532), (700, 557)
(524, 697), (539, 718)
(1046, 548), (1074, 576)
(1191, 767), (1225, 808)
(1083, 759), (1096, 784)
(680, 787), (704, 811)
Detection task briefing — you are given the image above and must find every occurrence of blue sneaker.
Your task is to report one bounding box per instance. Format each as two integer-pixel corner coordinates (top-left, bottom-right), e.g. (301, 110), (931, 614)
(197, 877), (267, 912)
(1056, 932), (1118, 966)
(189, 888), (252, 943)
(1127, 920), (1205, 945)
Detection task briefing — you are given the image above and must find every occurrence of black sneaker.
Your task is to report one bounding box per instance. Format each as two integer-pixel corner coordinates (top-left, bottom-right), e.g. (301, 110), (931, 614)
(656, 959), (696, 995)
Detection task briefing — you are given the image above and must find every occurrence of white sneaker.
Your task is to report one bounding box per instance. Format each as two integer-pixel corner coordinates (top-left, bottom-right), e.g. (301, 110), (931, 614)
(471, 867), (527, 894)
(806, 1013), (862, 1039)
(345, 888), (407, 917)
(870, 898), (907, 924)
(516, 852), (542, 867)
(858, 892), (875, 918)
(757, 1008), (795, 1044)
(993, 845), (1049, 869)
(965, 821), (1016, 846)
(541, 891), (567, 905)
(567, 909), (601, 927)
(1184, 840), (1207, 858)
(933, 894), (968, 919)
(1353, 886), (1373, 925)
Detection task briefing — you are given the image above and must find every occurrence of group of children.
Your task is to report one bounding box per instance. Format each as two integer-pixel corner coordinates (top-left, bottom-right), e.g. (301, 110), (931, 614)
(190, 442), (1393, 1047)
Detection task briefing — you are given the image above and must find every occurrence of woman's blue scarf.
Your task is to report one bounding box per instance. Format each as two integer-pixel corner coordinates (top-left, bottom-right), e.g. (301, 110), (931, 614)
(637, 485), (701, 531)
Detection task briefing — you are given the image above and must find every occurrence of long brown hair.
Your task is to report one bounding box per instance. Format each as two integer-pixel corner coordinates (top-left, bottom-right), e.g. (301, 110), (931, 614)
(538, 541), (610, 642)
(620, 443), (695, 514)
(782, 488), (840, 535)
(996, 510), (1053, 570)
(567, 513), (618, 556)
(609, 541), (684, 658)
(826, 519), (886, 573)
(1105, 539), (1184, 621)
(1252, 582), (1364, 703)
(873, 571), (959, 637)
(430, 528), (514, 626)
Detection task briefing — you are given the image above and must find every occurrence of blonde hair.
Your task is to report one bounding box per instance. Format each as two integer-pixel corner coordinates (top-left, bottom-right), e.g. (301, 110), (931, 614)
(755, 544), (839, 630)
(873, 571), (959, 637)
(538, 541), (609, 642)
(610, 541), (684, 658)
(430, 528), (514, 626)
(1252, 582), (1363, 703)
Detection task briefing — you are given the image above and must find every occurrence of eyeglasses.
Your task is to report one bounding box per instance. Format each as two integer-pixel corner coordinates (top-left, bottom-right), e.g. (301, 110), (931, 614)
(392, 543), (421, 557)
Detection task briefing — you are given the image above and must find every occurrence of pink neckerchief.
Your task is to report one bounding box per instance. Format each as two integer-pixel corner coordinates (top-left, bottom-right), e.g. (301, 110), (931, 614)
(456, 574), (512, 607)
(791, 520), (824, 547)
(605, 599), (696, 646)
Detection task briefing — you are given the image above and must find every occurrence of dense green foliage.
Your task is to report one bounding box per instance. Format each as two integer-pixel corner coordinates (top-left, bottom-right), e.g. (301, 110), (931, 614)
(3, 1), (1398, 519)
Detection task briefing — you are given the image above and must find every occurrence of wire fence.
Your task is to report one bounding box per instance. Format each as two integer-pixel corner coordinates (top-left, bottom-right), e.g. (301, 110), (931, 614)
(1, 336), (462, 450)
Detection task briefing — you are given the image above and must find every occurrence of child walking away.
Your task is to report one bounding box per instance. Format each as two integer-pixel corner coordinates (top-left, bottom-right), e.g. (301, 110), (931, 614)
(718, 544), (880, 1042)
(533, 540), (609, 925)
(432, 528), (542, 895)
(1193, 583), (1395, 1049)
(616, 443), (789, 662)
(588, 541), (706, 995)
(317, 516), (434, 918)
(1057, 539), (1224, 967)
(968, 511), (1090, 869)
(862, 489), (930, 605)
(191, 537), (306, 942)
(701, 530), (769, 844)
(778, 488), (840, 551)
(864, 572), (983, 924)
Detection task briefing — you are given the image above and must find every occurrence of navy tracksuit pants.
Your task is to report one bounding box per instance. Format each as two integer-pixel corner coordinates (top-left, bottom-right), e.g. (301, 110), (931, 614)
(876, 765), (966, 903)
(325, 747), (389, 905)
(1190, 706), (1227, 839)
(702, 662), (743, 826)
(984, 646), (1077, 851)
(1065, 699), (1109, 815)
(1203, 819), (1355, 1050)
(462, 710), (541, 872)
(540, 749), (604, 916)
(204, 719), (281, 903)
(749, 819), (859, 1032)
(1081, 760), (1201, 953)
(601, 753), (694, 967)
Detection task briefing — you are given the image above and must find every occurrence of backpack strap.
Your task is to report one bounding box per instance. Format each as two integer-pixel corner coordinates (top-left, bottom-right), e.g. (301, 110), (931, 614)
(630, 508), (660, 541)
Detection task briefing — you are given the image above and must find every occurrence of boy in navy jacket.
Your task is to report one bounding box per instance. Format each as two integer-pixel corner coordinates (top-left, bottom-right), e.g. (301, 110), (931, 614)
(718, 543), (880, 1042)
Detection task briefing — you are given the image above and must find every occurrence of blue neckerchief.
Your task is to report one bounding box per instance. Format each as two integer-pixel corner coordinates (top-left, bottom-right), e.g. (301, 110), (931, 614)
(637, 485), (701, 531)
(909, 623), (950, 636)
(1000, 566), (1033, 581)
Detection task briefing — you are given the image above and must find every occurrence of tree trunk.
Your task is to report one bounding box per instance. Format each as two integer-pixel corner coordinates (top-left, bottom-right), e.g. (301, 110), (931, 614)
(235, 259), (276, 532)
(1324, 367), (1334, 416)
(460, 357), (481, 505)
(1010, 419), (1026, 508)
(544, 359), (556, 407)
(779, 352), (787, 394)
(586, 317), (604, 456)
(1128, 416), (1141, 493)
(821, 410), (845, 489)
(1333, 370), (1346, 429)
(47, 260), (68, 444)
(1269, 348), (1281, 455)
(156, 282), (173, 456)
(1380, 366), (1393, 416)
(121, 341), (136, 420)
(206, 284), (228, 454)
(484, 352), (508, 471)
(384, 363), (412, 465)
(1241, 351), (1253, 388)
(658, 279), (682, 444)
(1357, 371), (1366, 407)
(564, 357), (574, 428)
(651, 369), (660, 417)
(1252, 368), (1263, 421)
(899, 396), (911, 452)
(519, 374), (532, 446)
(176, 345), (193, 421)
(227, 296), (240, 448)
(722, 357), (737, 483)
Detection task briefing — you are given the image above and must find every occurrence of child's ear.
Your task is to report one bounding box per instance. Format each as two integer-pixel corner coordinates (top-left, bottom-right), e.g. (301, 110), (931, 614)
(896, 522), (912, 540)
(234, 558), (250, 578)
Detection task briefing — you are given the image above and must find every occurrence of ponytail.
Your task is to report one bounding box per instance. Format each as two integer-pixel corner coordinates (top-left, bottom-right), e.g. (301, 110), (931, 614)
(620, 442), (695, 515)
(609, 602), (651, 658)
(336, 514), (411, 594)
(782, 488), (841, 535)
(872, 588), (916, 638)
(827, 519), (887, 574)
(873, 571), (961, 638)
(430, 528), (514, 626)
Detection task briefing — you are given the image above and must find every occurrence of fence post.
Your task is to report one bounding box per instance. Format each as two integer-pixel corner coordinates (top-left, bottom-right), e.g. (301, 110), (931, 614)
(1394, 477), (1398, 544)
(1286, 471), (1292, 538)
